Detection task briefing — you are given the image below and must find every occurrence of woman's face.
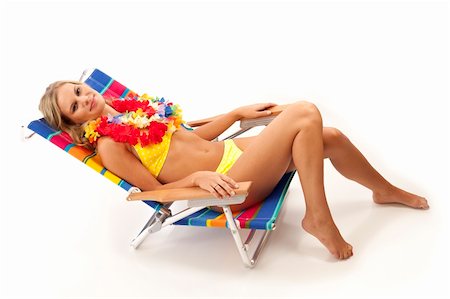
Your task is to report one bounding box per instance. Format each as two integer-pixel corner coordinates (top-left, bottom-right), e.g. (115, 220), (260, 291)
(56, 83), (106, 124)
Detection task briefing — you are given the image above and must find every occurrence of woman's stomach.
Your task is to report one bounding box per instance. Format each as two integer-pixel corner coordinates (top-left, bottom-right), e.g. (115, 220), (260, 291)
(156, 128), (225, 183)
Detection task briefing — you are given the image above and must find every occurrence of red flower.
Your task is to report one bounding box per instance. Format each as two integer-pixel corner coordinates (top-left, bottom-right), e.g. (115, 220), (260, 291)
(111, 99), (150, 113)
(147, 122), (167, 145)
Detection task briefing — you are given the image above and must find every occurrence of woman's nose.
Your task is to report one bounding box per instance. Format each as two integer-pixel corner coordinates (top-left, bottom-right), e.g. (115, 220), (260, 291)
(82, 95), (91, 105)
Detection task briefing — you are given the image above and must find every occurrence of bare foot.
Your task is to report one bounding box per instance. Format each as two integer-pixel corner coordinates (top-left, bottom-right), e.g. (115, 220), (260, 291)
(302, 215), (353, 260)
(373, 186), (429, 209)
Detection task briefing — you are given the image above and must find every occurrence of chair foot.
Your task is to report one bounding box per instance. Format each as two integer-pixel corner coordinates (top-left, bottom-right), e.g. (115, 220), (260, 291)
(130, 206), (172, 249)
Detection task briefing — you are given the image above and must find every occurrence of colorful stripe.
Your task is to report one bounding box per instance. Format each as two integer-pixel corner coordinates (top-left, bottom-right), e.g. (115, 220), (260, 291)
(100, 78), (114, 95)
(83, 69), (111, 94)
(181, 122), (194, 131)
(266, 171), (295, 229)
(239, 203), (263, 229)
(120, 88), (130, 99)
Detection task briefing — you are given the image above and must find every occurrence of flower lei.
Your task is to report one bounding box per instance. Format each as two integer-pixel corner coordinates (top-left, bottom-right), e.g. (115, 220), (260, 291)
(84, 94), (183, 147)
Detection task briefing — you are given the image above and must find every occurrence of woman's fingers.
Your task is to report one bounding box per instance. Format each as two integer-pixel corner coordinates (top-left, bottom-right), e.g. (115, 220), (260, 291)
(217, 184), (236, 198)
(213, 184), (228, 199)
(201, 172), (240, 199)
(212, 178), (238, 199)
(219, 174), (239, 188)
(209, 185), (223, 199)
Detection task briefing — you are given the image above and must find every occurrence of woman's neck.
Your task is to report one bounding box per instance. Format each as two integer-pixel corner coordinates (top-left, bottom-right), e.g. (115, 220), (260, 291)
(102, 103), (120, 116)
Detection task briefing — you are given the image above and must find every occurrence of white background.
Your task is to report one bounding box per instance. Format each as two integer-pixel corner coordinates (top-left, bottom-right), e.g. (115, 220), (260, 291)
(1, 0), (449, 298)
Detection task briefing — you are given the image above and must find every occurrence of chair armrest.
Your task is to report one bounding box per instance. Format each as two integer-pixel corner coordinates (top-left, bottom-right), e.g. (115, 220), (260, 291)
(187, 104), (289, 127)
(127, 181), (252, 206)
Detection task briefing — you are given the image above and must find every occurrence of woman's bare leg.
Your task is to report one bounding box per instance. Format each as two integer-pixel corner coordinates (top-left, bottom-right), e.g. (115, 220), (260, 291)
(322, 128), (429, 209)
(290, 107), (353, 260)
(234, 128), (428, 209)
(226, 101), (353, 260)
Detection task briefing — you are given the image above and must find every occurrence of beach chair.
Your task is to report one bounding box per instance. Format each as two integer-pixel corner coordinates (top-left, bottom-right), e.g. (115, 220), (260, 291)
(26, 69), (296, 268)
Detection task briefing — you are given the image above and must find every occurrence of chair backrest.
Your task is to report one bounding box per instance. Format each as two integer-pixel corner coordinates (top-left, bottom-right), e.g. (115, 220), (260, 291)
(28, 69), (164, 210)
(81, 68), (139, 100)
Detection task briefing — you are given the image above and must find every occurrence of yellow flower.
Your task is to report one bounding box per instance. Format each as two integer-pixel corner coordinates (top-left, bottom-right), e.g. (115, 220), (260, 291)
(140, 93), (155, 102)
(84, 118), (101, 143)
(133, 108), (144, 118)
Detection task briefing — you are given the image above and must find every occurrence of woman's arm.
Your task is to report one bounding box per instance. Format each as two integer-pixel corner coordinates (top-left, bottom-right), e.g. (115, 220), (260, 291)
(191, 103), (278, 141)
(97, 137), (195, 191)
(191, 111), (240, 141)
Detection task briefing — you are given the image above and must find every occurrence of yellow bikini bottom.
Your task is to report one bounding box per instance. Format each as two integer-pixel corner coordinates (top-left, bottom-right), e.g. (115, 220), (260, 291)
(215, 139), (243, 175)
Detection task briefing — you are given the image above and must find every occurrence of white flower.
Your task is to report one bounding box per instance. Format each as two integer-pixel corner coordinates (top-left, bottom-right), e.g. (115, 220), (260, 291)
(133, 116), (150, 128)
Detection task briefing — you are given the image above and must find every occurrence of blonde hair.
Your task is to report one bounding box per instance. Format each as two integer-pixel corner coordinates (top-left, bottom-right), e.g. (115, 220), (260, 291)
(39, 80), (93, 149)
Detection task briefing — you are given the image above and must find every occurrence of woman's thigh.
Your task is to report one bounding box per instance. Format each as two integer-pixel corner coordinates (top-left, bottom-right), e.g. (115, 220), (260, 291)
(225, 108), (305, 210)
(233, 127), (337, 175)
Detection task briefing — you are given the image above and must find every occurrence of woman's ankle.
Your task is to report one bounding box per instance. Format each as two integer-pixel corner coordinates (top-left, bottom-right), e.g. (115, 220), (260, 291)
(372, 182), (396, 197)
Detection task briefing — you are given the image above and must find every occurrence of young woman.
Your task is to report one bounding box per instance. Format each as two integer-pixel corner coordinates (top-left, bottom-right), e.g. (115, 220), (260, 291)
(39, 80), (429, 260)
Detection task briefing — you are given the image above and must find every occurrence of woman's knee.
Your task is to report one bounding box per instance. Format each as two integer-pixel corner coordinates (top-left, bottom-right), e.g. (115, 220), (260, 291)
(323, 127), (347, 158)
(287, 100), (322, 125)
(323, 127), (348, 147)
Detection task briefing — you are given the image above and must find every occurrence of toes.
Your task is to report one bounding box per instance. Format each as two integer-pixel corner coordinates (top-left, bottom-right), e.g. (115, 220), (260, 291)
(330, 243), (354, 260)
(340, 244), (353, 260)
(417, 198), (429, 209)
(420, 199), (429, 209)
(346, 244), (353, 259)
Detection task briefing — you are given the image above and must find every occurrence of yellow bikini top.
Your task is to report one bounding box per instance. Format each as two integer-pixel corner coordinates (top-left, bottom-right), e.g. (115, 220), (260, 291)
(133, 131), (173, 178)
(133, 123), (192, 178)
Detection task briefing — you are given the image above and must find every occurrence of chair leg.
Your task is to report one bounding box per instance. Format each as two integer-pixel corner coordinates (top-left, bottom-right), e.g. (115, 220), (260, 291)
(222, 206), (275, 268)
(222, 206), (255, 268)
(246, 229), (273, 266)
(130, 206), (172, 249)
(130, 215), (157, 249)
(131, 205), (205, 249)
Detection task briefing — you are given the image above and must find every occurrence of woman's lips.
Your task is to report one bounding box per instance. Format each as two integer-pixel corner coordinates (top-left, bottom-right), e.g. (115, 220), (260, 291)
(90, 96), (96, 111)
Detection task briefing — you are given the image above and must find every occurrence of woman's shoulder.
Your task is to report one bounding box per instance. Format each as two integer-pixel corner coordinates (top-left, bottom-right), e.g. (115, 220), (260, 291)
(97, 136), (130, 153)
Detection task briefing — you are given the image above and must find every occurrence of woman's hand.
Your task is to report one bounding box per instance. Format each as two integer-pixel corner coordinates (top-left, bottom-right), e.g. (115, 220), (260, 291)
(191, 171), (240, 199)
(232, 102), (278, 120)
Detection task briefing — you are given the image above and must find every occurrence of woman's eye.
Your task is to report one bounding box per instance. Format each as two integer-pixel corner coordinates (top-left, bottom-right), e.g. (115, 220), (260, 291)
(76, 87), (81, 96)
(72, 103), (78, 113)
